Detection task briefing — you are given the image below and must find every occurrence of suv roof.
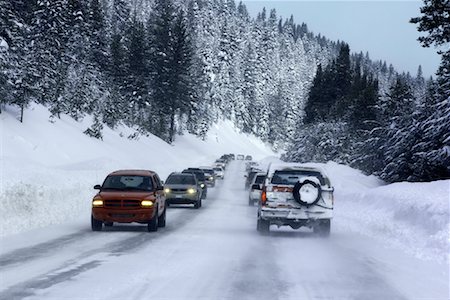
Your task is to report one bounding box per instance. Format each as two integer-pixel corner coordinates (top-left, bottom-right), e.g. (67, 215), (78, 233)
(267, 163), (327, 177)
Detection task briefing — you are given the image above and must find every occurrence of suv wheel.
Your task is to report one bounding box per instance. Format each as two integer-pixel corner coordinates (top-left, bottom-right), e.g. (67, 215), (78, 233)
(147, 209), (159, 232)
(158, 206), (166, 228)
(257, 218), (270, 234)
(194, 199), (202, 209)
(91, 215), (103, 231)
(314, 220), (330, 237)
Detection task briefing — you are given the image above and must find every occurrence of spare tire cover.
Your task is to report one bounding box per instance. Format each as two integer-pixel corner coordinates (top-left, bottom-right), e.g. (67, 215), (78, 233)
(293, 180), (321, 206)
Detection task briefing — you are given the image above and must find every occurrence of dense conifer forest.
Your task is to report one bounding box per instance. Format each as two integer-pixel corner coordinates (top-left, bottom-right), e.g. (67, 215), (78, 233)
(0, 0), (448, 182)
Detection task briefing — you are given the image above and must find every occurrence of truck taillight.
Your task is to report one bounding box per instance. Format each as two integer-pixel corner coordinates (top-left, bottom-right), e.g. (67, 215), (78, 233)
(261, 187), (267, 205)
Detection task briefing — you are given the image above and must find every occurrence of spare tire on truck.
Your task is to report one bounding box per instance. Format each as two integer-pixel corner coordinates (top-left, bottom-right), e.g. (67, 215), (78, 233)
(292, 179), (321, 207)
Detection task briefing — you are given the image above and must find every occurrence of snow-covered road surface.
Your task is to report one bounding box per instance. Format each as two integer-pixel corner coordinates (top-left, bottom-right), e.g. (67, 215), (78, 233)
(0, 161), (448, 300)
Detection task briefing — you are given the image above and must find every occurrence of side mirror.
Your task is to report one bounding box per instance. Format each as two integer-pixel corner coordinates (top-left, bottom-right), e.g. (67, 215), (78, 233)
(94, 184), (101, 190)
(251, 184), (261, 190)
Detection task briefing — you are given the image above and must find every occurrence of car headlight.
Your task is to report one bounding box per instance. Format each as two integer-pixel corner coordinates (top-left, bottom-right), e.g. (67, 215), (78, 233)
(92, 199), (103, 207)
(164, 188), (171, 193)
(209, 176), (214, 180)
(141, 200), (154, 207)
(200, 183), (205, 188)
(187, 188), (197, 194)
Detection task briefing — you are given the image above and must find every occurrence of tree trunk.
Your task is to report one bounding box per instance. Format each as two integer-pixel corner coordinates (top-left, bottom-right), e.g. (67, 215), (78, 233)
(20, 103), (24, 123)
(169, 113), (175, 144)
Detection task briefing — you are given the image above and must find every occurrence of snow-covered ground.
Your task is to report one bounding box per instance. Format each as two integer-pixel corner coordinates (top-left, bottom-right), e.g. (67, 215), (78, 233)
(0, 104), (449, 299)
(0, 104), (274, 236)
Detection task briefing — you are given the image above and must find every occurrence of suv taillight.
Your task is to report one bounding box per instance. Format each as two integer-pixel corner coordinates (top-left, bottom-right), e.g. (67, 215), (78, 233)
(261, 186), (267, 205)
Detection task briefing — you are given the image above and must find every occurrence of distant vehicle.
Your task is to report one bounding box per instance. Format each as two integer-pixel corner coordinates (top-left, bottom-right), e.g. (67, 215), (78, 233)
(229, 154), (235, 160)
(215, 159), (227, 169)
(213, 166), (224, 179)
(220, 154), (232, 162)
(248, 173), (266, 206)
(245, 161), (258, 171)
(237, 154), (244, 160)
(164, 173), (202, 209)
(245, 155), (252, 160)
(257, 163), (334, 236)
(245, 169), (261, 189)
(91, 170), (166, 232)
(200, 167), (216, 187)
(182, 168), (207, 199)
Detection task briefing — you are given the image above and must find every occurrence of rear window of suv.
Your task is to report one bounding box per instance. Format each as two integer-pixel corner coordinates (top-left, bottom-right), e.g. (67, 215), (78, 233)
(270, 170), (325, 185)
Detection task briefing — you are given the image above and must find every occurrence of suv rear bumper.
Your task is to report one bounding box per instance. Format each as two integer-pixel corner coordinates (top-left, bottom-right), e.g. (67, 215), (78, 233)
(260, 207), (332, 221)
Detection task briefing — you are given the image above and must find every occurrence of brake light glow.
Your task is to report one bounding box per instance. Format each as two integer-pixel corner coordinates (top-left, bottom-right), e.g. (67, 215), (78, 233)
(261, 187), (267, 205)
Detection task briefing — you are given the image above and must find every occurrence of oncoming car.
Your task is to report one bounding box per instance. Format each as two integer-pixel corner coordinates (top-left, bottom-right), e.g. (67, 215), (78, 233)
(91, 170), (166, 232)
(164, 172), (203, 208)
(257, 163), (334, 236)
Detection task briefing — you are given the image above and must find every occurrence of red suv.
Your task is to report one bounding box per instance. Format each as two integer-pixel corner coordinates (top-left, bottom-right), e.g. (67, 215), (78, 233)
(91, 170), (166, 232)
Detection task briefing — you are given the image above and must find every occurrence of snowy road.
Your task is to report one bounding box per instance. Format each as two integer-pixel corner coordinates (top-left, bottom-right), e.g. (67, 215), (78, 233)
(0, 161), (448, 300)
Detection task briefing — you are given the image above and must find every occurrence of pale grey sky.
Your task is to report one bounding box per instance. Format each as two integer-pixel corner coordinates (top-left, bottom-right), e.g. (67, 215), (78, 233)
(242, 0), (440, 78)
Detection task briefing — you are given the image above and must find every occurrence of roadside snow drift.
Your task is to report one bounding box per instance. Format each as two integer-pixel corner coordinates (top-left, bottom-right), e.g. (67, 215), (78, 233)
(309, 161), (449, 263)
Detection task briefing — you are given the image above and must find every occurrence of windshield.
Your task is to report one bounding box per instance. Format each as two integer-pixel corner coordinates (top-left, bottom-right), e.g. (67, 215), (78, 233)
(166, 174), (196, 185)
(270, 170), (325, 185)
(182, 170), (205, 181)
(102, 175), (153, 191)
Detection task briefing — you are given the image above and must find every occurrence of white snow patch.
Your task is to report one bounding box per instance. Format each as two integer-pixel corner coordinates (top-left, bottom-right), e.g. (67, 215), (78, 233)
(0, 37), (8, 51)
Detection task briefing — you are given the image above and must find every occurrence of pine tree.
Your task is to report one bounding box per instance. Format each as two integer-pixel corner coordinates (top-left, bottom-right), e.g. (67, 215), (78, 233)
(380, 76), (417, 182)
(332, 43), (352, 119)
(88, 0), (108, 70)
(149, 0), (194, 142)
(409, 0), (450, 180)
(30, 0), (69, 117)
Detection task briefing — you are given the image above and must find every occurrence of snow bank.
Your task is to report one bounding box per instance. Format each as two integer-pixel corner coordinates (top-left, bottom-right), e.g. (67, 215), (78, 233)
(0, 104), (275, 236)
(324, 162), (449, 263)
